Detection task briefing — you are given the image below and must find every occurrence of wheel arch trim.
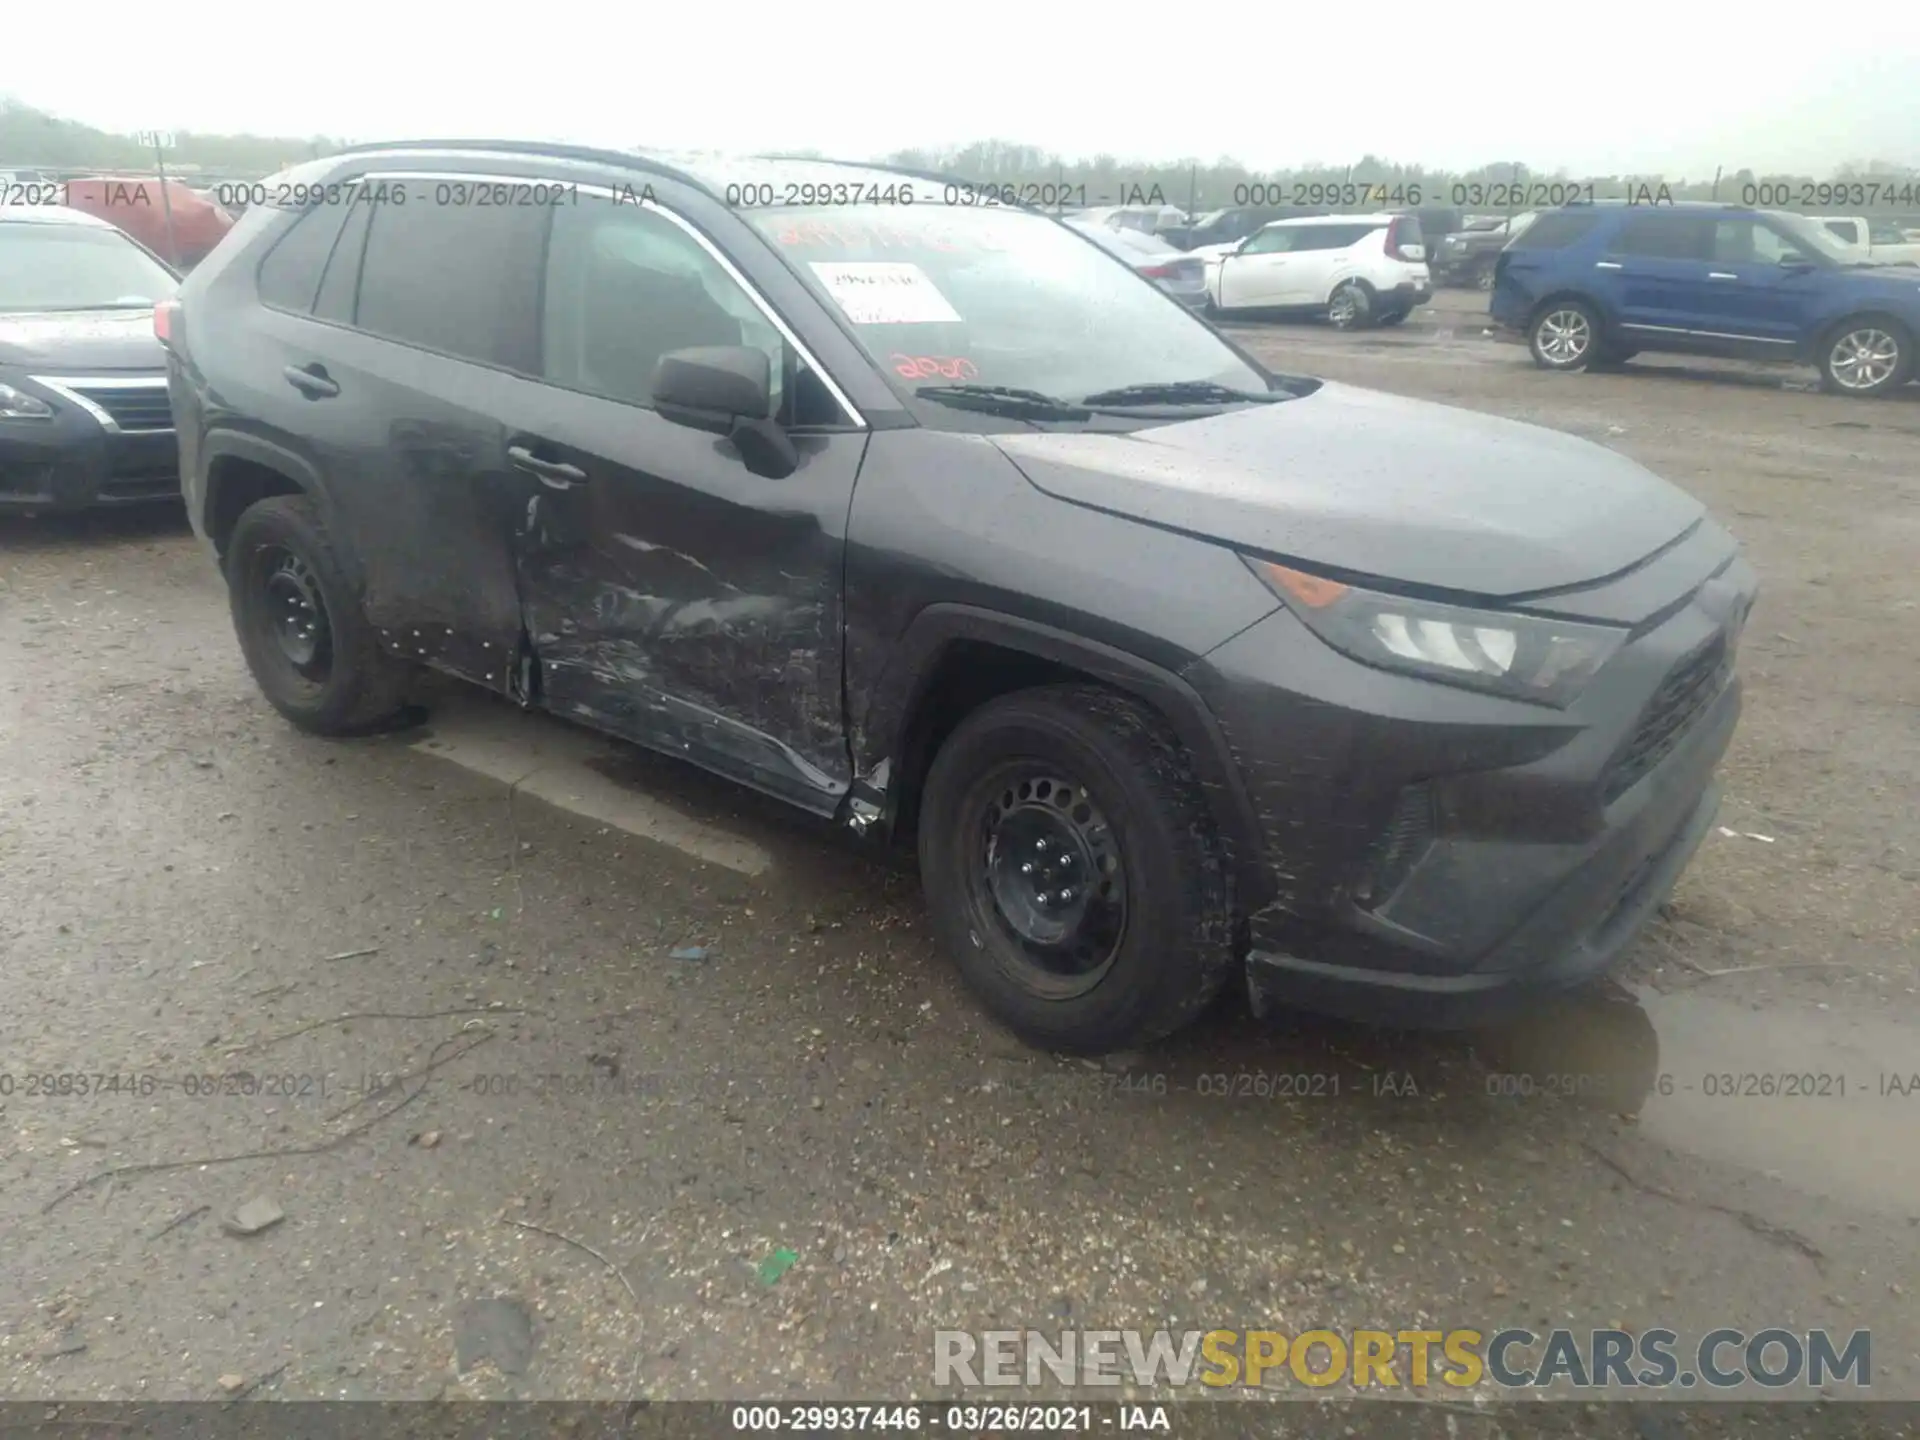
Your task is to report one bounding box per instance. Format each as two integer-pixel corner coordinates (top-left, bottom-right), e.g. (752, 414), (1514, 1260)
(864, 603), (1273, 907)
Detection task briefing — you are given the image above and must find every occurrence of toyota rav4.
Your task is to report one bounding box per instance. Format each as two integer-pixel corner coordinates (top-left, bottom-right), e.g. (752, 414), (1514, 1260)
(162, 143), (1757, 1052)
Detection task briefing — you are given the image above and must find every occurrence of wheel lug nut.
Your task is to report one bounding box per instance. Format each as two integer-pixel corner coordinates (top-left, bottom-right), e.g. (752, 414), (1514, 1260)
(1057, 889), (1072, 903)
(1019, 863), (1033, 875)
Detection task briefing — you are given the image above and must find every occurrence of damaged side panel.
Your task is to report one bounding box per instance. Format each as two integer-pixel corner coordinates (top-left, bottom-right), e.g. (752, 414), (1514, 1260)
(505, 379), (867, 815)
(302, 327), (534, 694)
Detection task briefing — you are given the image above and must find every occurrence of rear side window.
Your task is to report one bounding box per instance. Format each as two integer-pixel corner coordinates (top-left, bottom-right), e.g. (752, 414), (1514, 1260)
(256, 203), (352, 313)
(351, 179), (546, 371)
(1822, 219), (1861, 244)
(1292, 223), (1378, 252)
(1609, 212), (1711, 260)
(1509, 211), (1601, 250)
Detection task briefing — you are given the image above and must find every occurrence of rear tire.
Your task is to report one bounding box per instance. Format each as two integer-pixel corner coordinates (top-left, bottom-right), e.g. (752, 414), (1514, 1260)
(1528, 300), (1602, 371)
(918, 684), (1235, 1054)
(226, 494), (413, 735)
(1326, 281), (1373, 331)
(1817, 316), (1912, 397)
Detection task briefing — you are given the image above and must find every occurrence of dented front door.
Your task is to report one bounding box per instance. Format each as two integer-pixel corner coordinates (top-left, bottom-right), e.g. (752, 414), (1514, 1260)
(510, 386), (864, 814)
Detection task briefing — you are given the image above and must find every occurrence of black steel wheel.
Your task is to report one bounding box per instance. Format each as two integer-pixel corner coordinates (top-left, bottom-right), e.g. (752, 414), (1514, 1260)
(918, 683), (1235, 1053)
(972, 765), (1128, 999)
(227, 494), (413, 735)
(260, 546), (333, 678)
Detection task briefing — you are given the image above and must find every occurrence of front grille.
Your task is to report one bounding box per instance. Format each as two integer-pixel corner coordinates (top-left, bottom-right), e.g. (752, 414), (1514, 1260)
(1603, 636), (1729, 803)
(66, 380), (174, 432)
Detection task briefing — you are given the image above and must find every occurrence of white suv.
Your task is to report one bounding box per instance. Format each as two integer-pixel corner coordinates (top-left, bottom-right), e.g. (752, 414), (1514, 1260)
(1196, 213), (1431, 329)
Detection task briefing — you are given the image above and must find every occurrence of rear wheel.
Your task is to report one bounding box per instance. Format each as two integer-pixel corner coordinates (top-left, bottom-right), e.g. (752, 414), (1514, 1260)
(918, 684), (1235, 1053)
(1528, 300), (1602, 371)
(1326, 281), (1373, 330)
(227, 494), (413, 735)
(1818, 317), (1911, 397)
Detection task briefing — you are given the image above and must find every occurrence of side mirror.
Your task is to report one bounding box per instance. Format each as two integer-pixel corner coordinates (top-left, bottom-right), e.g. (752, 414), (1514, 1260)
(652, 345), (797, 480)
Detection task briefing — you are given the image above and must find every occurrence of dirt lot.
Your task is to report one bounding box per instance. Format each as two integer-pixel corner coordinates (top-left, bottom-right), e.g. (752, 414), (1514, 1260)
(2, 286), (1916, 1428)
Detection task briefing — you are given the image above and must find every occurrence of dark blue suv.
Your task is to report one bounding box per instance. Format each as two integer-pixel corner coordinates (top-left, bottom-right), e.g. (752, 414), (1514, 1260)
(1491, 202), (1920, 397)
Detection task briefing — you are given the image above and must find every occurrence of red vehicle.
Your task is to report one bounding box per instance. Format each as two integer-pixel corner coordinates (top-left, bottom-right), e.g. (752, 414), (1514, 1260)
(61, 176), (234, 268)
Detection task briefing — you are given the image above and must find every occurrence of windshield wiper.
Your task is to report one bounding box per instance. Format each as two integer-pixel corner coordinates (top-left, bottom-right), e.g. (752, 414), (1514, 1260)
(915, 384), (1092, 421)
(1078, 379), (1284, 407)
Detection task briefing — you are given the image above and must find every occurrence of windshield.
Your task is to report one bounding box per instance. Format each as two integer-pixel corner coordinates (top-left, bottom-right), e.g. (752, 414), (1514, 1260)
(1766, 211), (1861, 263)
(746, 204), (1267, 406)
(0, 223), (177, 312)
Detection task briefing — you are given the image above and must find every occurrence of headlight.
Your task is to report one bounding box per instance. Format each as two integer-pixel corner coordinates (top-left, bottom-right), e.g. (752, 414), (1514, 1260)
(1246, 558), (1627, 707)
(0, 381), (55, 420)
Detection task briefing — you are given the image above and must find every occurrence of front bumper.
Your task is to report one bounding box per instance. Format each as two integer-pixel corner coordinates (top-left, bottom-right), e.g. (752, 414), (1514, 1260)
(1188, 543), (1756, 1028)
(0, 380), (180, 511)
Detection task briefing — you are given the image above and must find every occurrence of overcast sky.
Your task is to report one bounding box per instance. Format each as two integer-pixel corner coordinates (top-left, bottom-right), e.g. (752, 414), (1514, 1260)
(7, 2), (1917, 177)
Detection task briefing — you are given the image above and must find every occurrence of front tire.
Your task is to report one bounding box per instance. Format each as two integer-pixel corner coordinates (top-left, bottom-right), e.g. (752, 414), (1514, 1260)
(1818, 317), (1911, 397)
(918, 684), (1235, 1053)
(1528, 300), (1602, 371)
(226, 494), (413, 735)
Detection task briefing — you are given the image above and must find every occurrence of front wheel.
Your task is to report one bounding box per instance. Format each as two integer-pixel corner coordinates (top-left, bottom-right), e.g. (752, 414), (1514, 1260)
(1326, 281), (1373, 330)
(1818, 318), (1912, 397)
(226, 494), (414, 735)
(1528, 300), (1602, 371)
(918, 684), (1235, 1053)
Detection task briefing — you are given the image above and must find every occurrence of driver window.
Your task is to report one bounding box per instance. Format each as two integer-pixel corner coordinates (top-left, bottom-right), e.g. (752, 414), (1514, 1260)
(1241, 227), (1296, 255)
(542, 202), (788, 417)
(1712, 220), (1801, 266)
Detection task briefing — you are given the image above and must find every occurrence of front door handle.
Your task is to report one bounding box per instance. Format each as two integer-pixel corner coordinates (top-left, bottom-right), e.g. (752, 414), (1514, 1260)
(507, 444), (588, 490)
(283, 364), (339, 398)
(1708, 271), (1738, 280)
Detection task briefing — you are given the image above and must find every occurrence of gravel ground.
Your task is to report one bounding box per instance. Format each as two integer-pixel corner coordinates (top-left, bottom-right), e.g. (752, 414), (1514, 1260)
(2, 287), (1916, 1428)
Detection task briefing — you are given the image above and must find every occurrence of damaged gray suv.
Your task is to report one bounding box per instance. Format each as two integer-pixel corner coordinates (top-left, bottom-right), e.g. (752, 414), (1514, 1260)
(162, 142), (1756, 1052)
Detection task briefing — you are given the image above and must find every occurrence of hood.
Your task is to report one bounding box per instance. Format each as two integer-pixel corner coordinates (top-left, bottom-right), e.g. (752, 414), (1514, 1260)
(0, 309), (165, 370)
(991, 381), (1705, 599)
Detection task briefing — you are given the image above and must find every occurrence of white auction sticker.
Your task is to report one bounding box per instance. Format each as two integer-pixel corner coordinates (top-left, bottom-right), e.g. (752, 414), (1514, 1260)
(808, 262), (962, 325)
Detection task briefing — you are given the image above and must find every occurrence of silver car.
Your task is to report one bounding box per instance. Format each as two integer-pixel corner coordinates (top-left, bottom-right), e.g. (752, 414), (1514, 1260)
(1066, 220), (1208, 308)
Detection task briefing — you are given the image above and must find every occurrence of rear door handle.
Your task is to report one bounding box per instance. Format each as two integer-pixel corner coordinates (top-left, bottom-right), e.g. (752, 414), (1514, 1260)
(1708, 271), (1738, 280)
(1594, 261), (1623, 270)
(283, 364), (339, 398)
(507, 444), (588, 490)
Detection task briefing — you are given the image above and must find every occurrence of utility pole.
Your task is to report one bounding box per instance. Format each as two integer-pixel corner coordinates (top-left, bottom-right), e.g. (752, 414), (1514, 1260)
(138, 130), (180, 267)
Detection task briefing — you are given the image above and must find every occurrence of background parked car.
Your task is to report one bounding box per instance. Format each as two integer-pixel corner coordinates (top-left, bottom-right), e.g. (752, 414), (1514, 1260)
(1492, 202), (1920, 396)
(1181, 204), (1327, 252)
(1199, 213), (1430, 329)
(0, 205), (180, 511)
(60, 176), (235, 269)
(1432, 211), (1538, 289)
(1809, 215), (1920, 267)
(1066, 220), (1209, 307)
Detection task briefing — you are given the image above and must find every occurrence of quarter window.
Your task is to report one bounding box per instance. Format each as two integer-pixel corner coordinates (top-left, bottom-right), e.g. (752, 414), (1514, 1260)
(256, 203), (351, 314)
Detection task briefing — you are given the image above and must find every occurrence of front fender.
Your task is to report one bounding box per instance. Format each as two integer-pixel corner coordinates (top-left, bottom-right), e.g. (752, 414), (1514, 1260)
(866, 603), (1273, 909)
